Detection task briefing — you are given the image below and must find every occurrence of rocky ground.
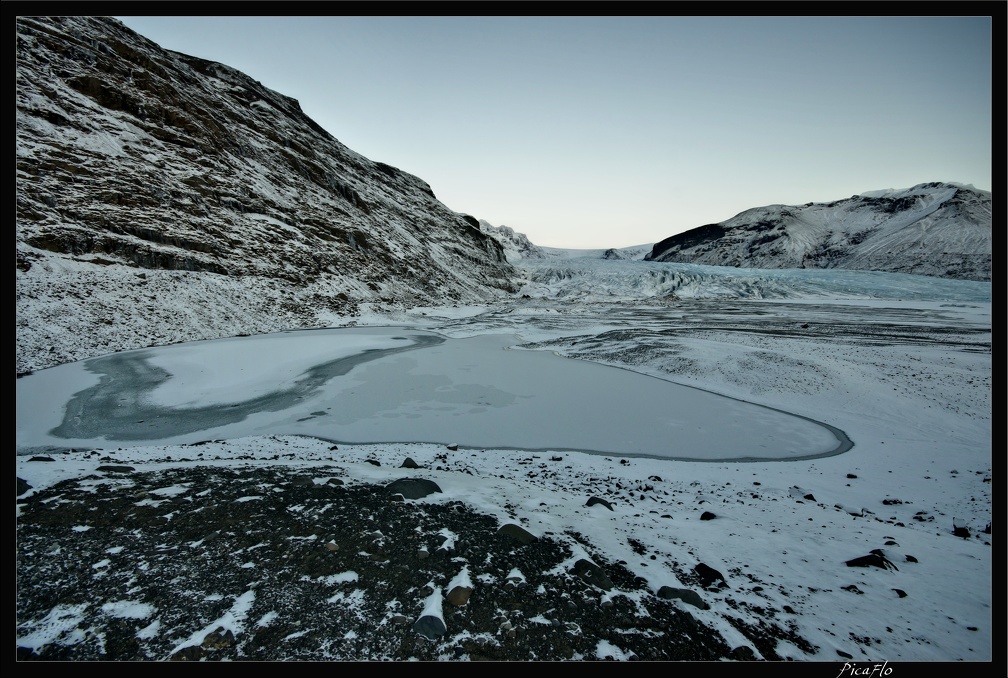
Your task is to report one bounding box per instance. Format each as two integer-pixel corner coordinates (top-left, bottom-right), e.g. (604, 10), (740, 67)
(16, 456), (809, 662)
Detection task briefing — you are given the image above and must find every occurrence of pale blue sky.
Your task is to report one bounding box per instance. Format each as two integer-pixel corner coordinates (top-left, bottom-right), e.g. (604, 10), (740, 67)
(116, 15), (993, 249)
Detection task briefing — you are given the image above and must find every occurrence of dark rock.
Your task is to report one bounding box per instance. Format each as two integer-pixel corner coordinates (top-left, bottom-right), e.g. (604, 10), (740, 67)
(17, 646), (39, 660)
(413, 614), (447, 640)
(201, 627), (235, 649)
(446, 585), (473, 606)
(446, 444), (458, 451)
(700, 511), (716, 521)
(365, 459), (381, 467)
(845, 552), (898, 571)
(326, 477), (344, 486)
(400, 457), (421, 469)
(952, 520), (970, 538)
(384, 477), (442, 499)
(27, 456), (55, 462)
(96, 465), (135, 473)
(837, 649), (854, 658)
(656, 586), (709, 610)
(846, 473), (858, 479)
(585, 496), (614, 511)
(905, 554), (918, 563)
(983, 522), (991, 534)
(892, 588), (908, 598)
(728, 645), (756, 661)
(290, 475), (315, 487)
(17, 477), (32, 497)
(571, 558), (614, 591)
(170, 645), (204, 661)
(804, 493), (816, 501)
(497, 523), (538, 544)
(841, 585), (863, 594)
(694, 562), (727, 589)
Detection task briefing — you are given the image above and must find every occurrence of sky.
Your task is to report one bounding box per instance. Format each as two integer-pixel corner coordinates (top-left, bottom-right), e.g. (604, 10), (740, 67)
(16, 260), (993, 661)
(112, 14), (993, 249)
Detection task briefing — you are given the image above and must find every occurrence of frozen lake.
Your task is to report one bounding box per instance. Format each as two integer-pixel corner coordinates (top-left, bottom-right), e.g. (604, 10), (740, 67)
(16, 326), (847, 461)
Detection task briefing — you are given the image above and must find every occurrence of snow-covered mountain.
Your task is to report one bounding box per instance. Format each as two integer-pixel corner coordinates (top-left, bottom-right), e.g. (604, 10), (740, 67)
(16, 16), (517, 374)
(645, 183), (992, 282)
(477, 220), (548, 261)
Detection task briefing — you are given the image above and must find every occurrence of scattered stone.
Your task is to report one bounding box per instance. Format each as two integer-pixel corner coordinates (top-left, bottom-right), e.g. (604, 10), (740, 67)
(290, 475), (315, 487)
(700, 511), (716, 521)
(905, 555), (918, 563)
(365, 459), (380, 467)
(836, 649), (854, 658)
(27, 456), (55, 462)
(400, 457), (421, 469)
(324, 541), (339, 552)
(846, 473), (858, 479)
(952, 519), (970, 538)
(841, 585), (863, 594)
(446, 444), (458, 451)
(804, 494), (816, 502)
(17, 477), (32, 497)
(892, 589), (908, 598)
(326, 478), (344, 486)
(585, 496), (614, 511)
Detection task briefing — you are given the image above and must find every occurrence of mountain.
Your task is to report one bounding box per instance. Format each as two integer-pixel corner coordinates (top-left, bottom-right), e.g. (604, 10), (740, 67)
(15, 16), (517, 375)
(644, 183), (991, 282)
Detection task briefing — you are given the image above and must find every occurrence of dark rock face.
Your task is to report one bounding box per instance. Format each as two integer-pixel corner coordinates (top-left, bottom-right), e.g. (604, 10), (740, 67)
(644, 184), (991, 282)
(16, 16), (518, 374)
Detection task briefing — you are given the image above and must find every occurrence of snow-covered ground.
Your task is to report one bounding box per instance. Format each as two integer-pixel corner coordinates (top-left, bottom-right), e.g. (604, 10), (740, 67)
(16, 257), (993, 662)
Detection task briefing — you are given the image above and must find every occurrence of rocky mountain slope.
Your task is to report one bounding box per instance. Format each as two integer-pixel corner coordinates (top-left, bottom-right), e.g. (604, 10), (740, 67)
(645, 183), (991, 282)
(16, 16), (517, 375)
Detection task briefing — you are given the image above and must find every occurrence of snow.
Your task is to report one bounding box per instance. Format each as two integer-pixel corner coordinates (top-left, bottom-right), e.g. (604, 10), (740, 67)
(15, 261), (992, 662)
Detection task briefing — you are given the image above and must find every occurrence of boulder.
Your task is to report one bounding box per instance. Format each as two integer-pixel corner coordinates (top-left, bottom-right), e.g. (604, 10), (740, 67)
(497, 523), (538, 544)
(656, 586), (709, 610)
(384, 477), (441, 499)
(571, 558), (614, 591)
